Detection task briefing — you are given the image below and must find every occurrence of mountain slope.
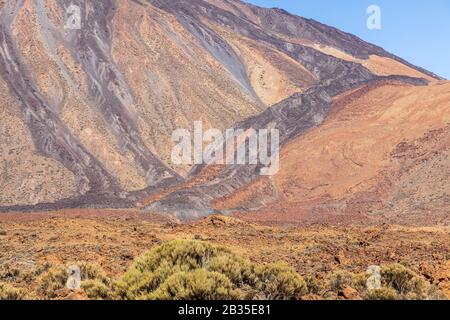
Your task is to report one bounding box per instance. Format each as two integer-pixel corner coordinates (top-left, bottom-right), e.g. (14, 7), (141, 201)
(217, 81), (450, 225)
(0, 0), (444, 218)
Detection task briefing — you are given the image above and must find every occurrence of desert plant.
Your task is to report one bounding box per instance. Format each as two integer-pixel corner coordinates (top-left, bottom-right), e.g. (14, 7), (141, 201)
(36, 262), (112, 299)
(148, 269), (243, 300)
(365, 287), (399, 300)
(118, 240), (252, 299)
(0, 282), (31, 300)
(328, 270), (355, 292)
(36, 265), (67, 298)
(78, 262), (109, 282)
(117, 240), (308, 300)
(380, 264), (426, 299)
(78, 262), (114, 299)
(423, 284), (446, 300)
(0, 264), (21, 282)
(352, 272), (369, 292)
(81, 279), (114, 300)
(208, 252), (254, 285)
(254, 262), (307, 300)
(304, 276), (323, 295)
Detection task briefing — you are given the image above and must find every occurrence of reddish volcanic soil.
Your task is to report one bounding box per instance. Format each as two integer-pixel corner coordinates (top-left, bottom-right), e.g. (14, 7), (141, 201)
(0, 213), (449, 298)
(215, 81), (450, 226)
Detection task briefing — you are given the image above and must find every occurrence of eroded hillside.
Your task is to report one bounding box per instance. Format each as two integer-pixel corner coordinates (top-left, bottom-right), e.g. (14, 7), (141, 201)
(0, 0), (444, 223)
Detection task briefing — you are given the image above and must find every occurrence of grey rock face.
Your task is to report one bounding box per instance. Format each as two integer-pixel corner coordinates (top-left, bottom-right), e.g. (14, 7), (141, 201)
(0, 1), (120, 197)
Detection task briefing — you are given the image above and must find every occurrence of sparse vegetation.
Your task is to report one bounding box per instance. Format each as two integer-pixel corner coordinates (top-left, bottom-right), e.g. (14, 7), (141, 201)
(0, 264), (21, 282)
(0, 282), (30, 300)
(254, 262), (308, 300)
(328, 270), (355, 292)
(365, 287), (399, 300)
(35, 262), (114, 299)
(81, 279), (114, 300)
(380, 263), (426, 299)
(323, 264), (445, 300)
(148, 269), (243, 300)
(116, 240), (301, 300)
(0, 240), (446, 300)
(36, 265), (67, 298)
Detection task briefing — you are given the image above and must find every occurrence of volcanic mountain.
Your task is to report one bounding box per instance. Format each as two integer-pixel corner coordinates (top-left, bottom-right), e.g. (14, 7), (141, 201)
(0, 0), (447, 224)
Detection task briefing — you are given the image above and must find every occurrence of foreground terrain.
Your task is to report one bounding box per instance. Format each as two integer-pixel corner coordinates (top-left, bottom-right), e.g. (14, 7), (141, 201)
(0, 211), (448, 299)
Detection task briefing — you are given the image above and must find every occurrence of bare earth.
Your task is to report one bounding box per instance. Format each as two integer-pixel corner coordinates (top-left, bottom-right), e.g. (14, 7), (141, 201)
(0, 210), (448, 298)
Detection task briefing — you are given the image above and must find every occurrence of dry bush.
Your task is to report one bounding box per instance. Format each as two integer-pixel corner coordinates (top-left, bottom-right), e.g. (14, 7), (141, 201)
(0, 282), (31, 300)
(328, 270), (355, 292)
(77, 262), (114, 300)
(254, 262), (307, 300)
(36, 262), (113, 299)
(147, 269), (243, 300)
(81, 279), (114, 300)
(36, 265), (67, 298)
(304, 276), (323, 295)
(365, 287), (399, 300)
(325, 264), (443, 300)
(380, 264), (427, 299)
(351, 272), (369, 292)
(0, 264), (21, 282)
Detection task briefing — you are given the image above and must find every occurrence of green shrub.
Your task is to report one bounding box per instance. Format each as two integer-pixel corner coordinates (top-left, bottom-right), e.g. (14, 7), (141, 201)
(365, 287), (399, 300)
(0, 282), (30, 300)
(254, 262), (307, 300)
(117, 240), (307, 300)
(78, 262), (114, 299)
(118, 240), (252, 299)
(208, 252), (254, 285)
(78, 262), (109, 282)
(148, 269), (243, 300)
(81, 279), (114, 300)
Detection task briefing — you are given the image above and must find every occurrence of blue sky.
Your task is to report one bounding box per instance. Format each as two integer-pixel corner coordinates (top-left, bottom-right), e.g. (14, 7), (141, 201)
(244, 0), (450, 79)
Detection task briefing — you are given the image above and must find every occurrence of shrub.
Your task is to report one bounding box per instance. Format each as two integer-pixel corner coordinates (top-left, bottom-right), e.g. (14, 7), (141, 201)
(424, 284), (446, 300)
(117, 240), (307, 300)
(36, 265), (67, 298)
(381, 264), (426, 299)
(208, 252), (254, 285)
(328, 270), (355, 291)
(304, 276), (323, 295)
(254, 262), (307, 300)
(78, 262), (109, 282)
(118, 240), (252, 299)
(0, 282), (30, 300)
(365, 287), (399, 300)
(148, 269), (243, 300)
(352, 272), (369, 292)
(36, 262), (112, 299)
(81, 279), (114, 300)
(78, 262), (114, 299)
(0, 264), (21, 282)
